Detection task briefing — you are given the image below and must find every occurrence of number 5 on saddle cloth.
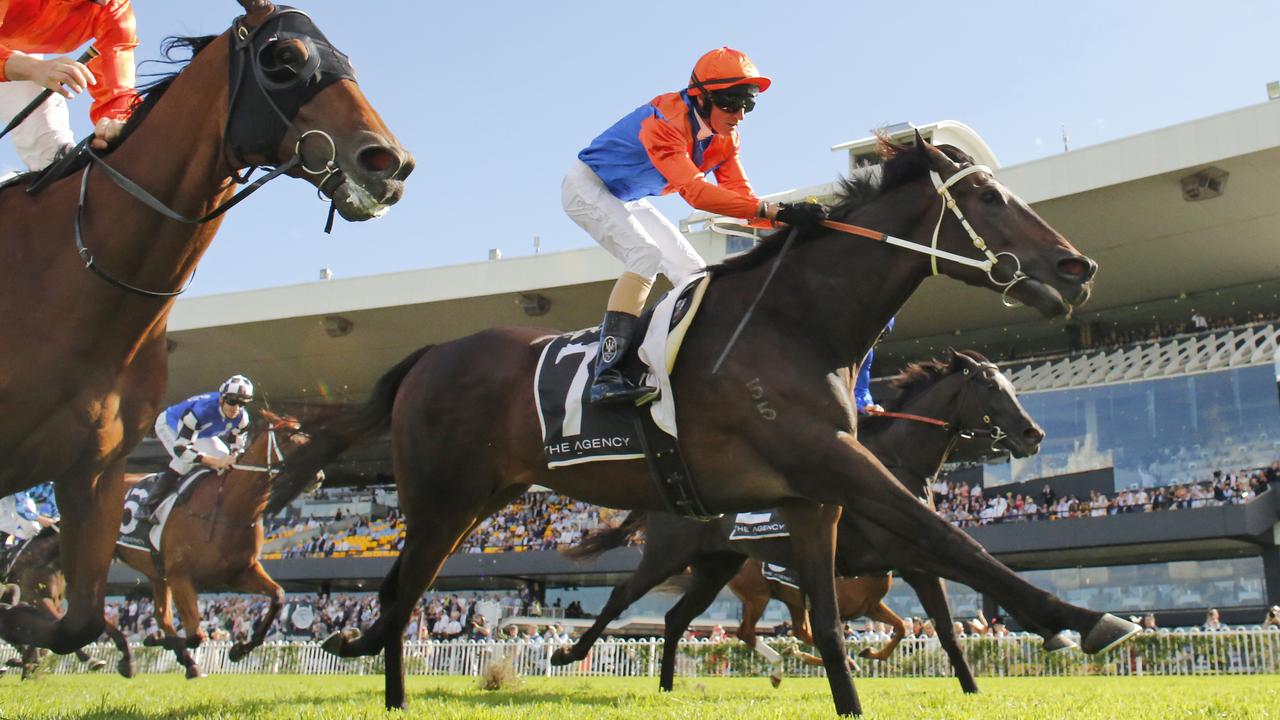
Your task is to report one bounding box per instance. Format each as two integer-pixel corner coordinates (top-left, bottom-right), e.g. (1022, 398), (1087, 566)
(534, 275), (715, 519)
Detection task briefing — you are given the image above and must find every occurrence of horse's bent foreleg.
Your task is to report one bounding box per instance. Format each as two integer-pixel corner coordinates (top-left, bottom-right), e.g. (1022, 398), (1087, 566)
(228, 563), (284, 663)
(728, 566), (784, 685)
(858, 603), (906, 661)
(0, 464), (125, 652)
(900, 571), (976, 693)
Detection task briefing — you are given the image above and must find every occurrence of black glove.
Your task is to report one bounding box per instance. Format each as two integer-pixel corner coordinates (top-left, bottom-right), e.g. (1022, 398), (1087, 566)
(775, 201), (829, 228)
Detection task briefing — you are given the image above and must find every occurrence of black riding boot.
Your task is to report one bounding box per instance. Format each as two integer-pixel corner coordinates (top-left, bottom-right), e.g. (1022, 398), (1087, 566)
(589, 311), (655, 405)
(140, 469), (180, 520)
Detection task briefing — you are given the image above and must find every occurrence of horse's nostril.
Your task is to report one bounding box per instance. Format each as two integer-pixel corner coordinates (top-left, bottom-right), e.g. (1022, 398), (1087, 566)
(1057, 256), (1096, 282)
(1025, 427), (1045, 443)
(358, 146), (397, 174)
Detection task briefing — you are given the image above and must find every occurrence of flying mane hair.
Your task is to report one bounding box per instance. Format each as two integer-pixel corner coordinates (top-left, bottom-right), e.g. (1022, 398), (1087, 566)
(710, 134), (977, 276)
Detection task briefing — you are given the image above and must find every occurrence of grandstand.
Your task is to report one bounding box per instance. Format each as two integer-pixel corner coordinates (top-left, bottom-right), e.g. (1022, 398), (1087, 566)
(110, 102), (1280, 633)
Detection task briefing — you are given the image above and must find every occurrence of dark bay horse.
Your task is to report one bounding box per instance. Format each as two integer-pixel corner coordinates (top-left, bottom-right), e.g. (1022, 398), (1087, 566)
(0, 0), (411, 655)
(276, 134), (1134, 715)
(0, 529), (131, 679)
(105, 412), (312, 678)
(557, 349), (1041, 693)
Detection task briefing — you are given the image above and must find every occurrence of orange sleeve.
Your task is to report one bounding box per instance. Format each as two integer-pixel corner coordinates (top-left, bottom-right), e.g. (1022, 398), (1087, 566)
(87, 0), (139, 123)
(0, 0), (14, 81)
(638, 114), (763, 220)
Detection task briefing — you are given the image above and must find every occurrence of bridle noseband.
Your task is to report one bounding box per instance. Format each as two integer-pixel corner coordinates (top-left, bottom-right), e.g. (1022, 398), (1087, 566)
(73, 6), (358, 298)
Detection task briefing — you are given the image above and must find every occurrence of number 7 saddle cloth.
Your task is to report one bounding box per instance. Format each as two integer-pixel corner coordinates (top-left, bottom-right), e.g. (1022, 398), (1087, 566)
(534, 274), (709, 469)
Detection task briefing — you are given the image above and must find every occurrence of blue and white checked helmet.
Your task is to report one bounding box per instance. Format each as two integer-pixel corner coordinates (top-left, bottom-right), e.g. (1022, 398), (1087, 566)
(219, 374), (255, 401)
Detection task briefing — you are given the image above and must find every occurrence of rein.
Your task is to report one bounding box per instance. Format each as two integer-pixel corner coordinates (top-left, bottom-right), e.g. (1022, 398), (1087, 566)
(70, 8), (352, 298)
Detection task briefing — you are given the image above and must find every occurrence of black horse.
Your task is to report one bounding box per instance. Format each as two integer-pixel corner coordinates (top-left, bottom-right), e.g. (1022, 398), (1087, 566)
(557, 349), (1044, 693)
(274, 135), (1134, 715)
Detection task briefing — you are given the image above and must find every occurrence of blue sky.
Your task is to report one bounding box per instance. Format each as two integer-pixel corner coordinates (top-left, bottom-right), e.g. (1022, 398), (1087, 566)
(4, 0), (1278, 296)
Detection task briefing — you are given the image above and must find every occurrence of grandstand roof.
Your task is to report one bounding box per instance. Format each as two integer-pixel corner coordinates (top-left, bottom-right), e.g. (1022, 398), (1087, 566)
(165, 101), (1280, 404)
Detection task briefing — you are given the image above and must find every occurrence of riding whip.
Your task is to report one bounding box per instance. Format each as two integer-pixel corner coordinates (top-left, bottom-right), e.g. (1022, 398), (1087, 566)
(711, 225), (800, 375)
(0, 47), (100, 142)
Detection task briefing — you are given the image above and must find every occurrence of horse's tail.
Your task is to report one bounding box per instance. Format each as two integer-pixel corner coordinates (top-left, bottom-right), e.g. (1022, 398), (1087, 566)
(266, 345), (434, 515)
(561, 512), (647, 561)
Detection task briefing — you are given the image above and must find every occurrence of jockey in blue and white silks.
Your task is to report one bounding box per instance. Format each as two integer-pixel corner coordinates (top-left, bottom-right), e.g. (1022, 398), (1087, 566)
(0, 484), (57, 544)
(141, 374), (254, 519)
(856, 318), (896, 414)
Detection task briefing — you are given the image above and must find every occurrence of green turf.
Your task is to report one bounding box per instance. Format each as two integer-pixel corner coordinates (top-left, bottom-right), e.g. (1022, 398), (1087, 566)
(1, 674), (1277, 719)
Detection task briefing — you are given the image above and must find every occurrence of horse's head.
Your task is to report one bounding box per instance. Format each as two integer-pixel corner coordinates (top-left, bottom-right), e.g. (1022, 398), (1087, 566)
(947, 349), (1043, 459)
(228, 1), (413, 221)
(258, 409), (309, 448)
(913, 132), (1096, 317)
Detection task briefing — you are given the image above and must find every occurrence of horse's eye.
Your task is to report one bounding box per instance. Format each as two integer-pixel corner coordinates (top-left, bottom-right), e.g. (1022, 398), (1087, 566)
(980, 189), (1002, 205)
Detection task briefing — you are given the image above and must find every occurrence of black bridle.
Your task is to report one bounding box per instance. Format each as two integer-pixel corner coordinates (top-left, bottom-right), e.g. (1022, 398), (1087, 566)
(73, 6), (358, 298)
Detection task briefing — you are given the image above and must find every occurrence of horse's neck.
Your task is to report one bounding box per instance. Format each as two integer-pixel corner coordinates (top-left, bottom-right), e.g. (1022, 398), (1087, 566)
(78, 34), (237, 332)
(862, 382), (964, 495)
(220, 434), (274, 520)
(768, 186), (934, 370)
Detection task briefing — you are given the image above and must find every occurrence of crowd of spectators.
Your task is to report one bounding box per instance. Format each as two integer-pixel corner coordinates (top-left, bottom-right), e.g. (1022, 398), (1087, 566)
(932, 462), (1276, 529)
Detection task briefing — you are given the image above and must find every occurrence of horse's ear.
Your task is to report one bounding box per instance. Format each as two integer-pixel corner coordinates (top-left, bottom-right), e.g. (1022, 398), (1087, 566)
(919, 134), (962, 179)
(260, 409), (282, 425)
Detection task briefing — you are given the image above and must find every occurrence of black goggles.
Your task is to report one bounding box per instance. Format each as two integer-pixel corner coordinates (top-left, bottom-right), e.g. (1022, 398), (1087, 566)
(222, 397), (252, 407)
(709, 88), (758, 114)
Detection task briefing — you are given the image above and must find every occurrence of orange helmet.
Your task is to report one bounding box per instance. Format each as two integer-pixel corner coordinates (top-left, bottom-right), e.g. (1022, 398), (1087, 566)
(687, 47), (771, 96)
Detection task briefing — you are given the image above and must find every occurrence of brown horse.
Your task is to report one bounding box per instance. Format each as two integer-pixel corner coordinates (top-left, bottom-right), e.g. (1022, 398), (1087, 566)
(104, 412), (312, 678)
(276, 135), (1134, 715)
(556, 349), (1038, 693)
(0, 1), (410, 656)
(0, 529), (132, 679)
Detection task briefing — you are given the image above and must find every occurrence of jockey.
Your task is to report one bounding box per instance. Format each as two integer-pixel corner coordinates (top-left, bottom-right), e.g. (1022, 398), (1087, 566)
(563, 47), (828, 404)
(0, 0), (140, 172)
(141, 374), (254, 520)
(855, 318), (895, 414)
(0, 485), (57, 545)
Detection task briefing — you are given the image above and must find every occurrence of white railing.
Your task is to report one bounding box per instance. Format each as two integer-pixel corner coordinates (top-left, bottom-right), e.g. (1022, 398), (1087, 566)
(13, 629), (1280, 678)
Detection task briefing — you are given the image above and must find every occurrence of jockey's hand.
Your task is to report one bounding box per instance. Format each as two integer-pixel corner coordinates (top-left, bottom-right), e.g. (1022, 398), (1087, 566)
(36, 516), (56, 528)
(859, 403), (885, 415)
(205, 455), (235, 472)
(774, 201), (829, 228)
(4, 53), (96, 98)
(91, 118), (125, 151)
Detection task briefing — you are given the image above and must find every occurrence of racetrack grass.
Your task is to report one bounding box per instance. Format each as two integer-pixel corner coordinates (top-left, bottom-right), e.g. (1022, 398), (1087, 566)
(1, 674), (1277, 719)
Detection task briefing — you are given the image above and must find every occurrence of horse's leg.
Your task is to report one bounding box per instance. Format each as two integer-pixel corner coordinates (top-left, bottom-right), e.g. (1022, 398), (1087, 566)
(858, 603), (907, 661)
(227, 563), (283, 662)
(0, 463), (124, 652)
(900, 571), (977, 693)
(728, 567), (784, 687)
(101, 617), (135, 679)
(74, 647), (106, 672)
(551, 533), (698, 667)
(165, 577), (205, 679)
(804, 434), (1136, 652)
(780, 503), (860, 717)
(657, 554), (746, 692)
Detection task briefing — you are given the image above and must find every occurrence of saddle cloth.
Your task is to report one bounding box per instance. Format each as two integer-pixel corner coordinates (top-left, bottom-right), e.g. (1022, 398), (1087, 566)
(116, 469), (210, 552)
(729, 509), (790, 541)
(761, 563), (800, 589)
(535, 274), (709, 468)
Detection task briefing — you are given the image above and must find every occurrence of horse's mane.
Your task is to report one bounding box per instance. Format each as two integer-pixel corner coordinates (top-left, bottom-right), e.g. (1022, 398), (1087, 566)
(6, 35), (218, 185)
(858, 349), (991, 433)
(710, 137), (976, 276)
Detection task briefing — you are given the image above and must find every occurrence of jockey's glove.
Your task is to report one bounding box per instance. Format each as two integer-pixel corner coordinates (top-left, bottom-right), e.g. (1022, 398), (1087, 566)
(776, 201), (829, 228)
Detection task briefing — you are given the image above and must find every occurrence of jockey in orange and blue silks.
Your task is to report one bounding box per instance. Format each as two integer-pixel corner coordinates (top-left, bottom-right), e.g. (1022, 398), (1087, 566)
(563, 47), (829, 405)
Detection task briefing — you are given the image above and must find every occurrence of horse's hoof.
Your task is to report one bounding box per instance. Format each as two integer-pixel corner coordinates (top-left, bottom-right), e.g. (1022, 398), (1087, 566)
(184, 666), (204, 680)
(1043, 632), (1078, 653)
(4, 658), (20, 668)
(768, 671), (783, 688)
(1081, 613), (1140, 655)
(549, 647), (575, 666)
(857, 648), (873, 659)
(86, 658), (107, 672)
(321, 629), (358, 657)
(117, 658), (136, 679)
(228, 643), (249, 662)
(142, 633), (163, 647)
